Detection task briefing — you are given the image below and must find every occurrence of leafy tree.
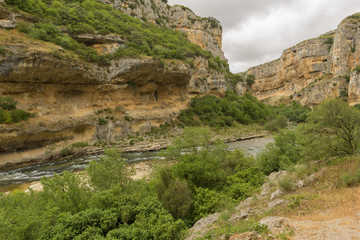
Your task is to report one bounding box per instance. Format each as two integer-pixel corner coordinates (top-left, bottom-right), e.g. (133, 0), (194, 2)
(192, 188), (233, 221)
(245, 74), (255, 87)
(41, 171), (90, 213)
(302, 99), (360, 158)
(257, 129), (303, 174)
(158, 178), (193, 219)
(87, 148), (131, 191)
(224, 167), (265, 199)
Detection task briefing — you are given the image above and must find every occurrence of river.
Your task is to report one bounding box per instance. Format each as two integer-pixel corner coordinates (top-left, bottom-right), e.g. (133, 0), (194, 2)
(0, 136), (273, 192)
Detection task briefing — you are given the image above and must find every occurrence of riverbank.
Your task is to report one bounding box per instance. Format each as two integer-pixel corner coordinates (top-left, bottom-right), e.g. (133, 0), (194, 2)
(0, 134), (274, 194)
(0, 125), (269, 172)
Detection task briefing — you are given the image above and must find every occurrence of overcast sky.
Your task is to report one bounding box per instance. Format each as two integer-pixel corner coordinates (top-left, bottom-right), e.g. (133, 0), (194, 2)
(168, 0), (360, 73)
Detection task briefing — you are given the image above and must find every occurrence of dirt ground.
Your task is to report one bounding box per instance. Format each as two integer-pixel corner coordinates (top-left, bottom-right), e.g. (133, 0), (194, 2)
(287, 186), (360, 240)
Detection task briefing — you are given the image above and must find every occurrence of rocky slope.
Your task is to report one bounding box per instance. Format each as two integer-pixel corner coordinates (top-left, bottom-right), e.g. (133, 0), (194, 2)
(0, 3), (230, 168)
(248, 13), (360, 106)
(101, 0), (226, 61)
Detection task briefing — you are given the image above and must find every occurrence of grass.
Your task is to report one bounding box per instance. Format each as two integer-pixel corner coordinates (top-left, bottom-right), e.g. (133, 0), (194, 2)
(278, 176), (295, 192)
(0, 30), (59, 52)
(190, 154), (360, 239)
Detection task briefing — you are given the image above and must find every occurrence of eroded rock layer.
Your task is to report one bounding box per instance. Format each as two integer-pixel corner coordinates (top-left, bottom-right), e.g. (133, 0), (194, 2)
(102, 0), (226, 61)
(248, 14), (360, 106)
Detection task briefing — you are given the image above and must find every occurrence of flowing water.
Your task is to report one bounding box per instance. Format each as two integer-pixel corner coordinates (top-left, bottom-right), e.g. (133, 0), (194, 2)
(0, 136), (273, 192)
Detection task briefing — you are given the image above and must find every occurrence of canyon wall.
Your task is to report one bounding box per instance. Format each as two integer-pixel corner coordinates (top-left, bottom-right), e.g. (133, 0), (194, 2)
(248, 13), (360, 106)
(101, 0), (226, 61)
(0, 3), (229, 167)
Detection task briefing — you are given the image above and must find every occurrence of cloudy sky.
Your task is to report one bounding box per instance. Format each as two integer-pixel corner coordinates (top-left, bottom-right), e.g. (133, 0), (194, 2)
(168, 0), (360, 73)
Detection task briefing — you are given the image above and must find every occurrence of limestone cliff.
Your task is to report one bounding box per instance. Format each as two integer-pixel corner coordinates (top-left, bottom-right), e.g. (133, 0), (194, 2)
(101, 0), (226, 61)
(0, 3), (229, 167)
(248, 13), (360, 106)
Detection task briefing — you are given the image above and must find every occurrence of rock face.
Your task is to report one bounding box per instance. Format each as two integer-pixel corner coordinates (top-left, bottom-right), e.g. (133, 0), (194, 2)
(0, 1), (229, 168)
(101, 0), (226, 61)
(248, 13), (360, 106)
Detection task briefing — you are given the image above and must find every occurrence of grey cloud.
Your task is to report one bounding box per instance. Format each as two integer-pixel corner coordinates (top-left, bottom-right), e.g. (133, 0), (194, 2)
(168, 0), (297, 29)
(168, 0), (360, 72)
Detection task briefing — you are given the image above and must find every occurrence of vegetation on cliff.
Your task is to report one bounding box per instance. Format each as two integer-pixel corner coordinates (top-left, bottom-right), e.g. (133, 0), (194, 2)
(6, 0), (228, 72)
(177, 91), (310, 130)
(0, 96), (31, 124)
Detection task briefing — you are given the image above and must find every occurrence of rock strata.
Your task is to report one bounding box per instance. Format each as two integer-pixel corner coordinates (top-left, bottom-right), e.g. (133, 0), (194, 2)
(102, 0), (226, 61)
(248, 13), (360, 106)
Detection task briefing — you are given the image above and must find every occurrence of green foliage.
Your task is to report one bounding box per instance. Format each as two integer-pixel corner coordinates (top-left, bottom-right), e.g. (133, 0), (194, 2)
(342, 168), (360, 187)
(98, 117), (107, 125)
(193, 188), (233, 221)
(177, 92), (270, 127)
(0, 45), (7, 55)
(60, 146), (72, 156)
(249, 223), (269, 234)
(229, 73), (244, 88)
(87, 148), (131, 191)
(301, 99), (360, 159)
(71, 142), (89, 148)
(159, 127), (264, 223)
(0, 96), (31, 124)
(0, 190), (50, 240)
(278, 176), (295, 192)
(257, 129), (303, 175)
(266, 115), (288, 132)
(354, 65), (360, 74)
(225, 167), (265, 200)
(245, 74), (255, 87)
(42, 208), (118, 239)
(0, 150), (187, 240)
(6, 0), (221, 66)
(41, 171), (91, 214)
(156, 171), (193, 219)
(271, 101), (311, 123)
(0, 96), (17, 110)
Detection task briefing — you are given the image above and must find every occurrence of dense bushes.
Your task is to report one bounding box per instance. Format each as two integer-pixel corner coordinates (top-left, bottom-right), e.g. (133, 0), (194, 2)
(0, 149), (187, 240)
(271, 101), (311, 123)
(177, 92), (311, 131)
(6, 0), (225, 69)
(177, 91), (270, 127)
(257, 129), (303, 174)
(0, 96), (31, 124)
(158, 127), (265, 223)
(302, 99), (360, 159)
(257, 99), (360, 174)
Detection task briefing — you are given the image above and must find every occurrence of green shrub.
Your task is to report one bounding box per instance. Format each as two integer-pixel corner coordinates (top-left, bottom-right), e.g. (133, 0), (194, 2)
(342, 168), (360, 186)
(301, 99), (360, 159)
(0, 46), (6, 56)
(16, 21), (31, 33)
(0, 96), (17, 110)
(10, 110), (31, 123)
(7, 0), (227, 69)
(87, 148), (131, 190)
(193, 187), (233, 222)
(60, 146), (72, 156)
(354, 65), (360, 74)
(71, 142), (88, 148)
(0, 96), (31, 124)
(270, 101), (311, 123)
(257, 129), (303, 175)
(278, 176), (295, 192)
(98, 117), (107, 125)
(245, 74), (255, 87)
(265, 115), (288, 132)
(177, 92), (270, 127)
